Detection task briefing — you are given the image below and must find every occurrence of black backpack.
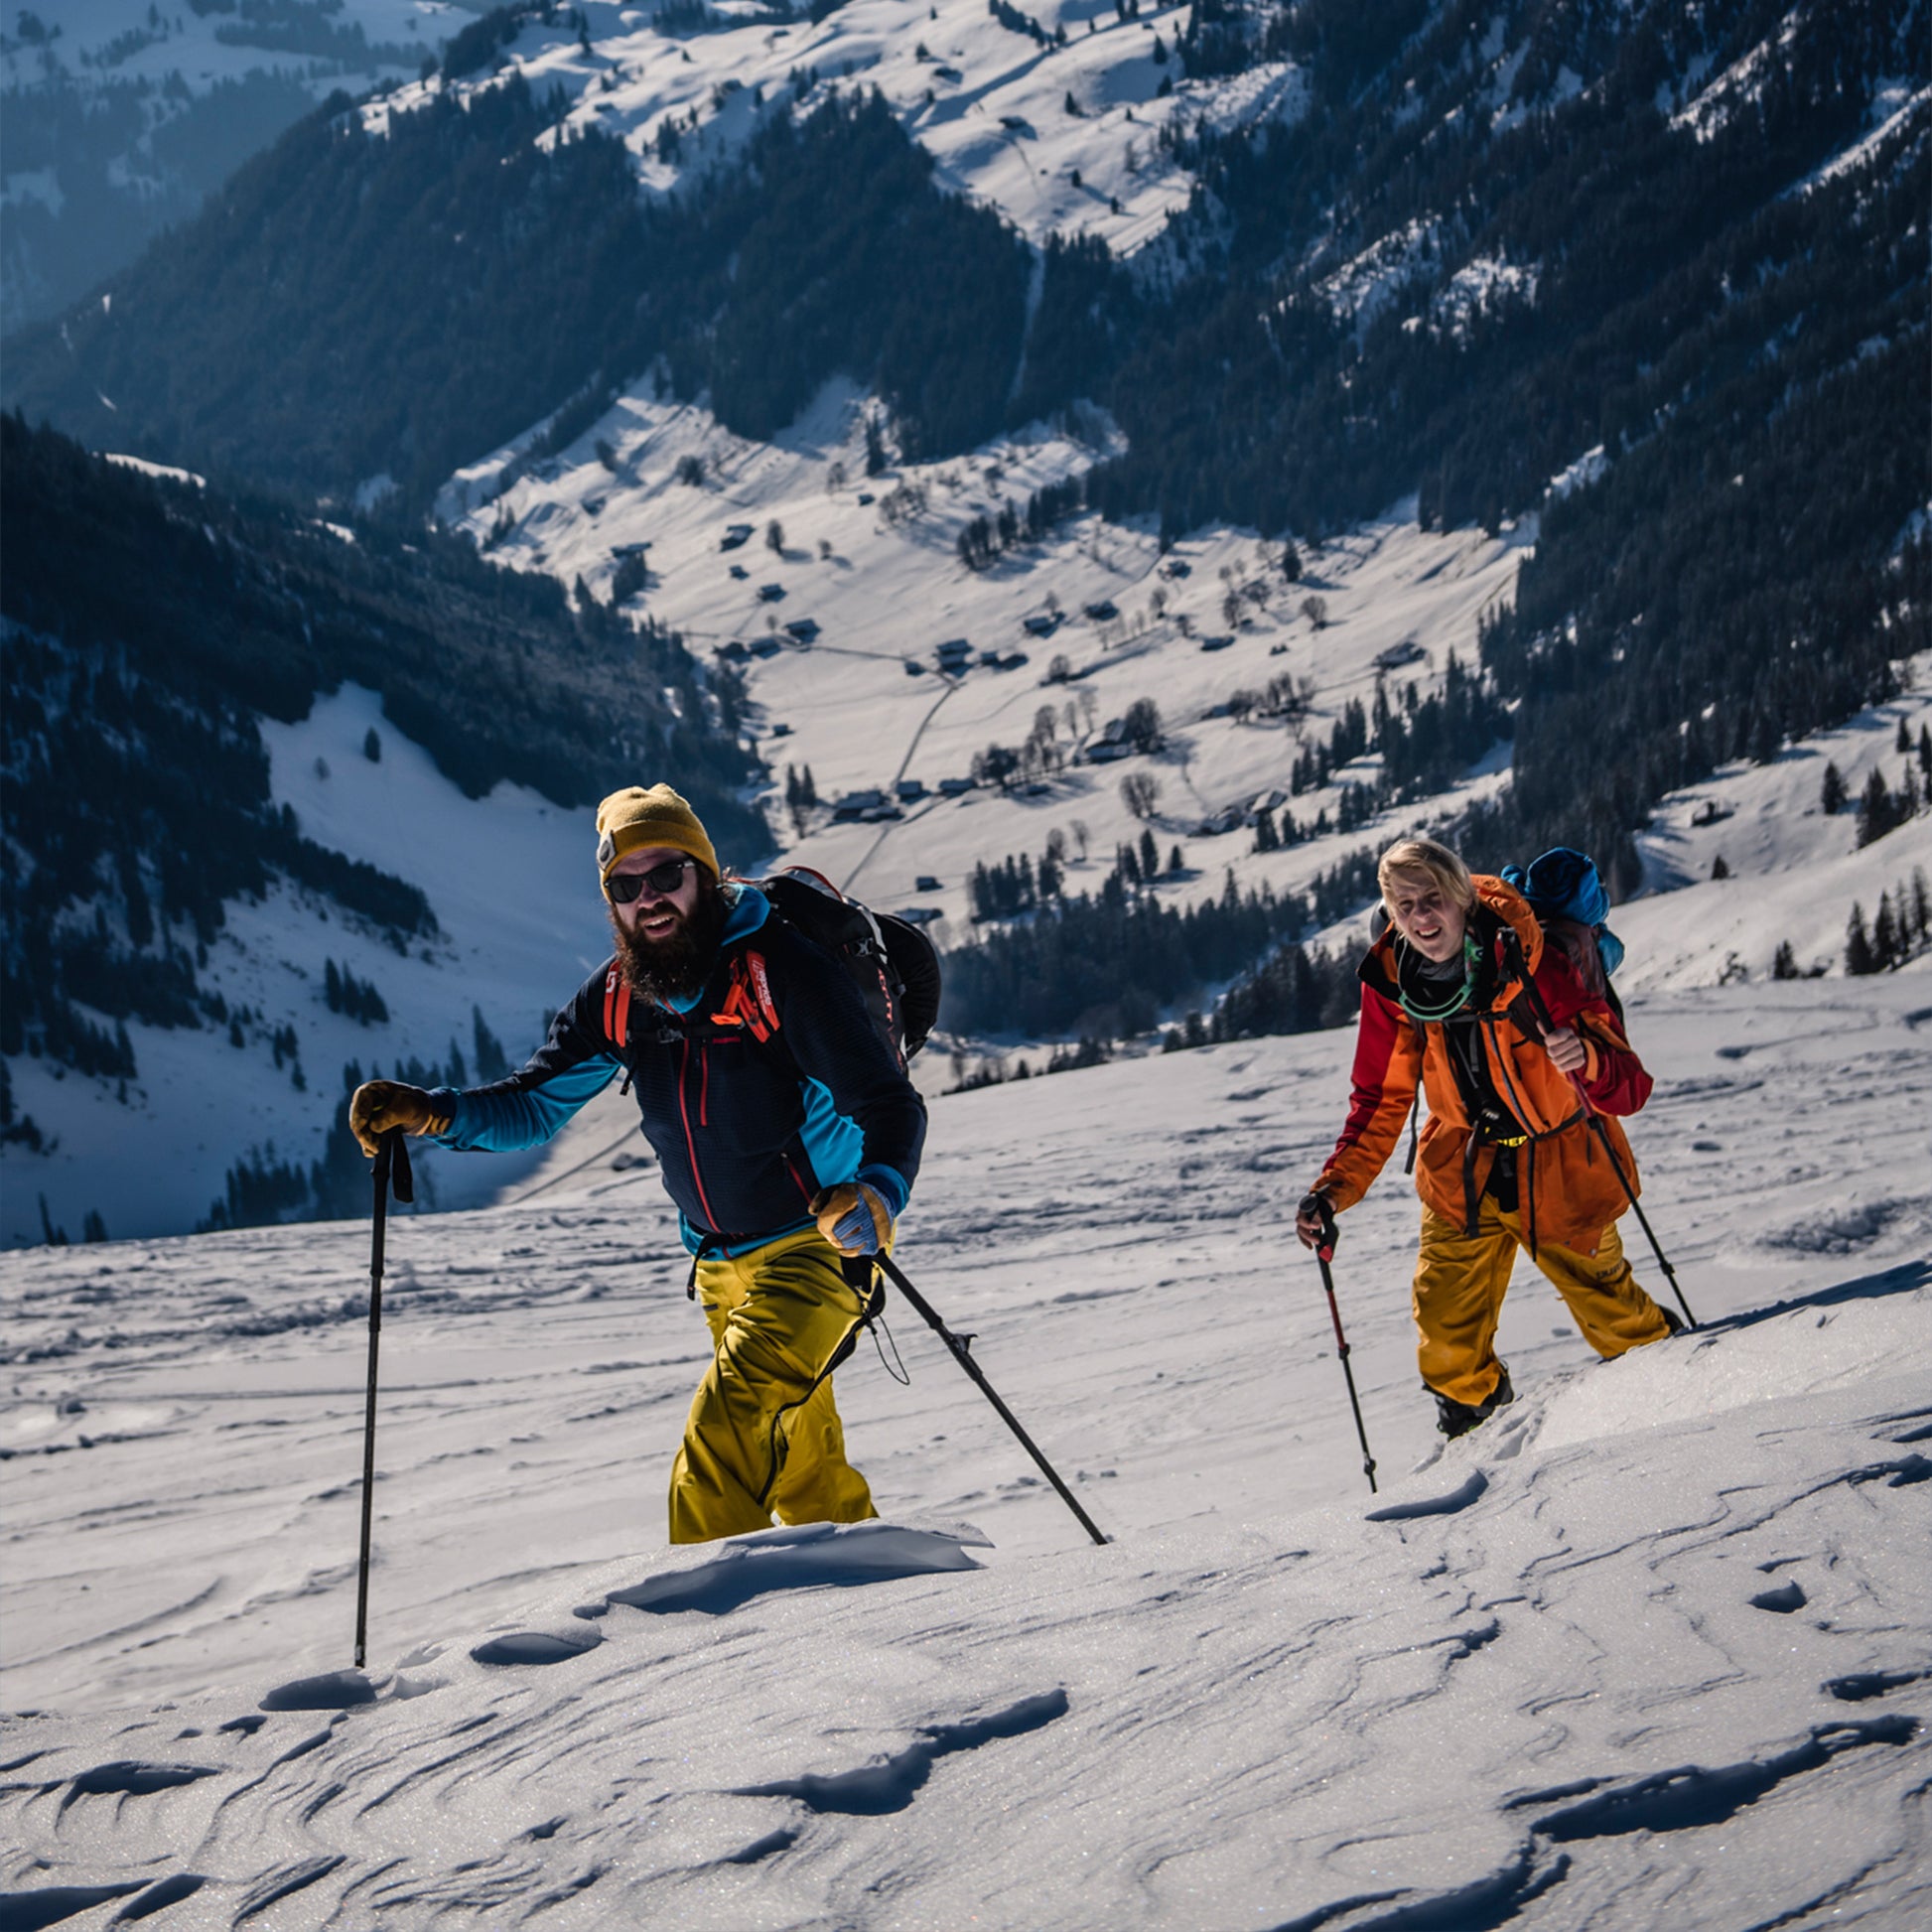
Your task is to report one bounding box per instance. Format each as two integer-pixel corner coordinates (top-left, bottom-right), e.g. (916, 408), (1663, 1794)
(601, 867), (941, 1068)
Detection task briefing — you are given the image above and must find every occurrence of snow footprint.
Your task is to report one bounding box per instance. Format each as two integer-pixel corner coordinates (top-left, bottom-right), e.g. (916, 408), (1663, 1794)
(470, 1627), (605, 1667)
(1365, 1469), (1488, 1522)
(734, 1688), (1070, 1817)
(259, 1670), (378, 1712)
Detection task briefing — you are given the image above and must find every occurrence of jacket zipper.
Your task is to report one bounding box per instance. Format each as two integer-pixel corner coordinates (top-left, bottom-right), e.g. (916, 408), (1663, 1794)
(679, 1037), (718, 1230)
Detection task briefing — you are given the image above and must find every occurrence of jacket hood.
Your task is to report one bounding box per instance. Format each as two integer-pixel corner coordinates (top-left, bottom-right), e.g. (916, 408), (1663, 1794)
(1473, 874), (1543, 974)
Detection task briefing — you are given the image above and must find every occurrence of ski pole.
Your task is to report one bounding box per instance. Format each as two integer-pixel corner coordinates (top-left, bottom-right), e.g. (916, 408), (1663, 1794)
(354, 1128), (413, 1669)
(872, 1253), (1108, 1547)
(1306, 1204), (1377, 1494)
(1575, 1103), (1696, 1329)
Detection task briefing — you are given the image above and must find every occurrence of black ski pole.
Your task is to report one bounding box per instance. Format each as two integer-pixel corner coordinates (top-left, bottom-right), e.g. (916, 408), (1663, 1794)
(872, 1253), (1108, 1547)
(1309, 1215), (1377, 1494)
(354, 1128), (413, 1669)
(1578, 1109), (1696, 1328)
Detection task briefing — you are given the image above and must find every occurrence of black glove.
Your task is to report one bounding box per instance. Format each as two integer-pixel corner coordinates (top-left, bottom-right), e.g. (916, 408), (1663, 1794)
(1298, 1191), (1338, 1260)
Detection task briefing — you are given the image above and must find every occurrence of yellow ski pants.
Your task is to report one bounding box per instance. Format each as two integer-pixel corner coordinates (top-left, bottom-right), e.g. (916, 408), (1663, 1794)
(667, 1225), (881, 1544)
(1414, 1201), (1672, 1409)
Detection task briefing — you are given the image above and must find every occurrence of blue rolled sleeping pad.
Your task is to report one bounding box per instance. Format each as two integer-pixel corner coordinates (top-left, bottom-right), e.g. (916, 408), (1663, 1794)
(1501, 847), (1624, 979)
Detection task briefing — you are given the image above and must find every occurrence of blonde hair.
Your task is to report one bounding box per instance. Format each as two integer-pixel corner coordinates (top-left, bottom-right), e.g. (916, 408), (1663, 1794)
(1377, 836), (1475, 913)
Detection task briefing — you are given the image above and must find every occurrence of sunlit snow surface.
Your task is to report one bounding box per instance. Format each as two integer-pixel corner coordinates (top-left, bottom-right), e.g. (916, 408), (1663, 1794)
(4, 974), (1929, 1927)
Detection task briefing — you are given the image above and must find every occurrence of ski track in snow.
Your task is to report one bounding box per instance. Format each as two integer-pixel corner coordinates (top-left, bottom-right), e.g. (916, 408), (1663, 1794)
(3, 975), (1929, 1928)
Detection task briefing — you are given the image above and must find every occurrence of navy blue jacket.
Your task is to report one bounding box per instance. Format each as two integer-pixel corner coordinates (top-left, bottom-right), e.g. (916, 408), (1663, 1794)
(430, 889), (926, 1254)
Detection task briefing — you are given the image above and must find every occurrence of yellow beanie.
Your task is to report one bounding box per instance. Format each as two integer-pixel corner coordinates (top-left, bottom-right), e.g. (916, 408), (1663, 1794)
(595, 785), (719, 896)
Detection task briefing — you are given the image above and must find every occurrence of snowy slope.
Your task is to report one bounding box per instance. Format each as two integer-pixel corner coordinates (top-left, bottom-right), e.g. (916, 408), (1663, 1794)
(1, 2), (447, 328)
(1619, 674), (1932, 990)
(3, 0), (440, 92)
(3, 968), (1928, 1927)
(370, 0), (1292, 265)
(451, 345), (1932, 999)
(0, 685), (606, 1250)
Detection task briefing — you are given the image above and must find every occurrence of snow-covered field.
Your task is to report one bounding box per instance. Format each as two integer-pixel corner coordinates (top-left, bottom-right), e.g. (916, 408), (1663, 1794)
(372, 0), (1281, 266)
(446, 372), (1537, 940)
(4, 964), (1929, 1927)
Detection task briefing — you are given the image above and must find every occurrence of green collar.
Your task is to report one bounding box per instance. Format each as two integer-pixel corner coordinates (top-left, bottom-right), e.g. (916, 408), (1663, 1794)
(1396, 932), (1480, 1023)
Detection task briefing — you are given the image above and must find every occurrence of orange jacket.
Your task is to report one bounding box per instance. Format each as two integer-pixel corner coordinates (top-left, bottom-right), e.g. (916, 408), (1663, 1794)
(1315, 876), (1648, 1258)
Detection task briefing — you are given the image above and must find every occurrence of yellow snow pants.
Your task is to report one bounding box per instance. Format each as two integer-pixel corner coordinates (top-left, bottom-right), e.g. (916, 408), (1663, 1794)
(1415, 1201), (1672, 1409)
(667, 1225), (882, 1544)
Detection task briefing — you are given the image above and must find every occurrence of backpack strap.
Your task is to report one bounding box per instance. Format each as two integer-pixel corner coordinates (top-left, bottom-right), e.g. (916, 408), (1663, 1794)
(710, 951), (780, 1043)
(603, 961), (632, 1051)
(1403, 1012), (1424, 1174)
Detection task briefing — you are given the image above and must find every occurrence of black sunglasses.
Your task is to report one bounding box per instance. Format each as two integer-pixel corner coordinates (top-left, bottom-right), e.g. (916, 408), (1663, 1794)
(608, 858), (694, 903)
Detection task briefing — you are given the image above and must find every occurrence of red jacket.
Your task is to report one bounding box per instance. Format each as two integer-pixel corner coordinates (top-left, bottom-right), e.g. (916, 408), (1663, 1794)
(1316, 876), (1648, 1257)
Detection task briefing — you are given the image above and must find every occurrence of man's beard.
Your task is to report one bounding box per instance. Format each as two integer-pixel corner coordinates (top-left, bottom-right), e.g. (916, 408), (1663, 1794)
(611, 880), (729, 1006)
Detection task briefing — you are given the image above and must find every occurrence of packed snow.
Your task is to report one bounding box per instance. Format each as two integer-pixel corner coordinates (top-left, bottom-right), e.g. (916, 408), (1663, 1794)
(4, 963), (1929, 1926)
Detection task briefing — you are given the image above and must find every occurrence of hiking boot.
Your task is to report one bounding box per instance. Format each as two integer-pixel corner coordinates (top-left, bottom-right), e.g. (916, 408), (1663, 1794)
(1434, 1363), (1515, 1440)
(1659, 1306), (1686, 1337)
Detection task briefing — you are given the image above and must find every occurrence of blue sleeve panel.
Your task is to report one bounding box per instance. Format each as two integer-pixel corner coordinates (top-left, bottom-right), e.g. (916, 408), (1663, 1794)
(430, 1055), (620, 1153)
(794, 1075), (910, 1216)
(427, 966), (621, 1155)
(768, 923), (925, 1212)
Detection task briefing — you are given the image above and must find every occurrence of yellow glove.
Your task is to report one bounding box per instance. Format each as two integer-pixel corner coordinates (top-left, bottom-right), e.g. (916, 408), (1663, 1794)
(348, 1080), (446, 1158)
(810, 1182), (892, 1257)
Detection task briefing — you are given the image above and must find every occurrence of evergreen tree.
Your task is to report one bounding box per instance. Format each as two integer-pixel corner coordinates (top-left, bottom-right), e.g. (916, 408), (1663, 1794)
(1820, 761), (1848, 814)
(1870, 892), (1900, 970)
(1857, 766), (1900, 847)
(1845, 902), (1877, 976)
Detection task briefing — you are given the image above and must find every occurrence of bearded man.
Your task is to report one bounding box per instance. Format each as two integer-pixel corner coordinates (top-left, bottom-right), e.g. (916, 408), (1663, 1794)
(349, 784), (927, 1541)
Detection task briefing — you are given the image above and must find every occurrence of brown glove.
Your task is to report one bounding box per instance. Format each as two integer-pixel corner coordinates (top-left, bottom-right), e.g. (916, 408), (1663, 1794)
(348, 1080), (446, 1158)
(809, 1182), (892, 1257)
